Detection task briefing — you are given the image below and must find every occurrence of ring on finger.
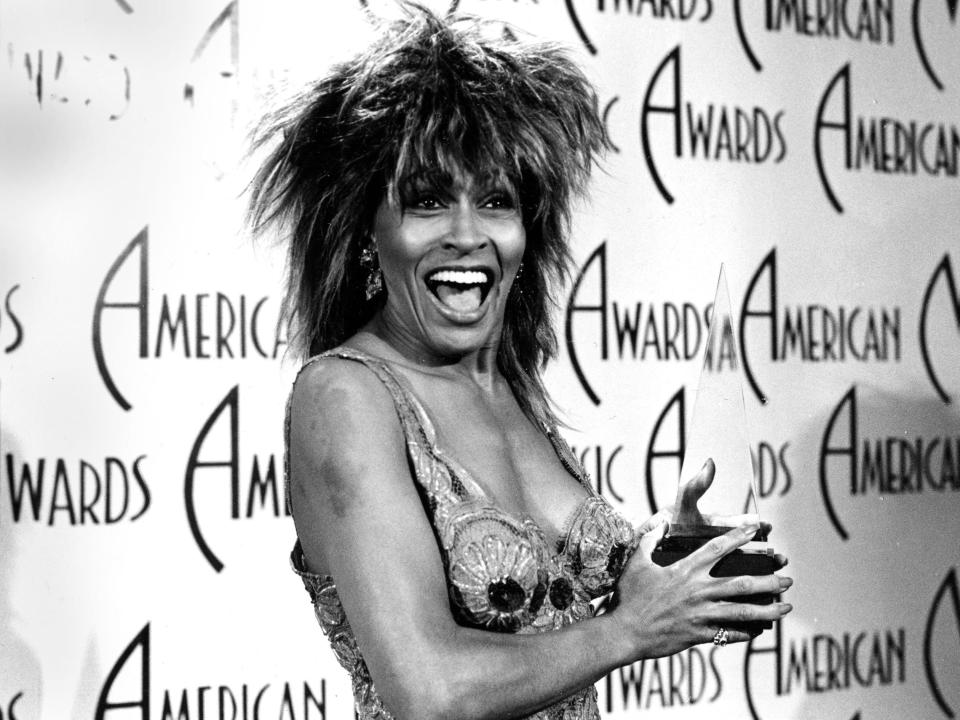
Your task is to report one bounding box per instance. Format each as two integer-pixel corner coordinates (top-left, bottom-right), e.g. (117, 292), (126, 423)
(712, 627), (729, 647)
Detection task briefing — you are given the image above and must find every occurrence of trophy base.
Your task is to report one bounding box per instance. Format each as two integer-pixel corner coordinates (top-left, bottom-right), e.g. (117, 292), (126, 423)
(651, 529), (778, 634)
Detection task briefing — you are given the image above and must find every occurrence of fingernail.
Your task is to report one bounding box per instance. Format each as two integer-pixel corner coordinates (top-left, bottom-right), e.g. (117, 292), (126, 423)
(742, 522), (760, 538)
(781, 603), (793, 614)
(780, 577), (794, 590)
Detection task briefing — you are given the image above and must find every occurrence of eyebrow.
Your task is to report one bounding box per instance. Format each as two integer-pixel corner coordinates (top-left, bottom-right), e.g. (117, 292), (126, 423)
(402, 171), (454, 192)
(401, 168), (516, 194)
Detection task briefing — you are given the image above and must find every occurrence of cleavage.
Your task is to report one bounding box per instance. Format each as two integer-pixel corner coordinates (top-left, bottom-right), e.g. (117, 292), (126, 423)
(389, 361), (590, 542)
(432, 406), (588, 544)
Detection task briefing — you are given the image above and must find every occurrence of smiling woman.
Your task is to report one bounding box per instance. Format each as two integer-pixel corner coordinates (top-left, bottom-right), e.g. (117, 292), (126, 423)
(247, 3), (603, 425)
(247, 5), (792, 720)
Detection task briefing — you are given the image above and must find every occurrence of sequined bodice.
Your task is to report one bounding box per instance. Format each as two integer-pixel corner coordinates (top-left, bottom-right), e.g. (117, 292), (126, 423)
(287, 349), (637, 720)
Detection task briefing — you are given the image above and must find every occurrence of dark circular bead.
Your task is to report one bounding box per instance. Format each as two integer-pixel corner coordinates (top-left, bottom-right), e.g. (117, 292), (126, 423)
(607, 542), (628, 577)
(487, 578), (526, 613)
(548, 577), (574, 610)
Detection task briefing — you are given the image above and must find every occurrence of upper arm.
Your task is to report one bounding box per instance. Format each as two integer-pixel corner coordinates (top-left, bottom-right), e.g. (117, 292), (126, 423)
(287, 358), (456, 703)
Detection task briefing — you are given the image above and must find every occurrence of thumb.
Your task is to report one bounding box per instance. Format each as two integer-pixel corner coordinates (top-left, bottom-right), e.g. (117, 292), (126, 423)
(683, 458), (716, 503)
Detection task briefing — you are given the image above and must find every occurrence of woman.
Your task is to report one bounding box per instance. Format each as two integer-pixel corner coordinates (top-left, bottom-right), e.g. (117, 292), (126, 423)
(249, 7), (792, 719)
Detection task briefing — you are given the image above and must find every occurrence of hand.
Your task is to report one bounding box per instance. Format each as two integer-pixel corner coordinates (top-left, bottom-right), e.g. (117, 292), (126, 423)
(609, 520), (793, 659)
(646, 458), (768, 537)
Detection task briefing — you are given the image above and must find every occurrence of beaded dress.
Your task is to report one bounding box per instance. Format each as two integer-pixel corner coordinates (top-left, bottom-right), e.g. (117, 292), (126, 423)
(286, 349), (637, 719)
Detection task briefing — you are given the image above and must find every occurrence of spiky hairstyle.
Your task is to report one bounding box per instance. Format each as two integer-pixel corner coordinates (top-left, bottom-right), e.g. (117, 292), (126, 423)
(248, 5), (606, 424)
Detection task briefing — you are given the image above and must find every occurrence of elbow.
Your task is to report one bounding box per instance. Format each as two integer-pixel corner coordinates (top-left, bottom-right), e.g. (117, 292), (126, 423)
(377, 663), (480, 720)
(382, 680), (464, 720)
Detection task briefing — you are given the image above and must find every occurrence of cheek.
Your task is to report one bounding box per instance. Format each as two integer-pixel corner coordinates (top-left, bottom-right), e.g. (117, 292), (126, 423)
(376, 247), (420, 296)
(503, 222), (527, 269)
(374, 227), (425, 290)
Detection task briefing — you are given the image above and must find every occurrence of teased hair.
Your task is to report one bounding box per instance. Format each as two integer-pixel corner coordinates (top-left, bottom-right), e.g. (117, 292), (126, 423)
(248, 4), (606, 425)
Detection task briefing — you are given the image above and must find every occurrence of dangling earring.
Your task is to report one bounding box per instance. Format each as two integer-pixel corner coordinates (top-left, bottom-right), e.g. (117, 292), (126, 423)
(513, 261), (524, 297)
(360, 241), (383, 301)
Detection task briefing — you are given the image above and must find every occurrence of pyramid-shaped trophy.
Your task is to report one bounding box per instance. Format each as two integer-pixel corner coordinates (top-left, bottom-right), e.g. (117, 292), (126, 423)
(651, 265), (777, 632)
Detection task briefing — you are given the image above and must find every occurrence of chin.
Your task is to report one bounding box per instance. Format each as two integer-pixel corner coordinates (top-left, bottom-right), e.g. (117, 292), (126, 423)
(427, 325), (500, 359)
(418, 290), (508, 358)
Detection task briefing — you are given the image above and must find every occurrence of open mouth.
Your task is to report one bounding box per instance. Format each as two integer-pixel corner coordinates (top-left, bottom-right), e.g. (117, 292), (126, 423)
(425, 268), (495, 314)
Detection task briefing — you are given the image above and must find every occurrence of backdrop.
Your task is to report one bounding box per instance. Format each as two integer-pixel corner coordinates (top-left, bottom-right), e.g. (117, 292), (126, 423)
(1, 1), (958, 719)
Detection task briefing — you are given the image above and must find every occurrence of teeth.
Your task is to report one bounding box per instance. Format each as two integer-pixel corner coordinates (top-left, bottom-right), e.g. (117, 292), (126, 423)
(429, 269), (487, 285)
(427, 269), (491, 313)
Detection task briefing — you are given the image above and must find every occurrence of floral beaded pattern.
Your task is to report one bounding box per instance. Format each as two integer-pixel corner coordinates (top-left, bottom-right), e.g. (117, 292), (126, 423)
(287, 349), (637, 720)
(446, 509), (549, 632)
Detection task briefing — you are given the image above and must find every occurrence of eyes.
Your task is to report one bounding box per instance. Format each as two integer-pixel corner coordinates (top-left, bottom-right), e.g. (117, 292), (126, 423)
(403, 188), (518, 214)
(481, 193), (516, 211)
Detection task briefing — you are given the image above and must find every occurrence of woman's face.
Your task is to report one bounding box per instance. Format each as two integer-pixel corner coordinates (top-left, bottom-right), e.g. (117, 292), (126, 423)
(372, 168), (526, 361)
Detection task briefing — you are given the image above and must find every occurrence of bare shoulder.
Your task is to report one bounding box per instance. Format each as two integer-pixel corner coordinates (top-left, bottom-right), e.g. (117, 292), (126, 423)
(288, 355), (407, 519)
(289, 354), (397, 430)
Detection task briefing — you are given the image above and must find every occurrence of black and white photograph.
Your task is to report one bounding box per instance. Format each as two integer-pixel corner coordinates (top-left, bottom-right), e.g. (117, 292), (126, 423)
(1, 1), (958, 718)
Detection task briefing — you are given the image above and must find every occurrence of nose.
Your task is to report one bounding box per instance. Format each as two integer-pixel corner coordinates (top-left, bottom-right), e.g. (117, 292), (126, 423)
(444, 199), (487, 253)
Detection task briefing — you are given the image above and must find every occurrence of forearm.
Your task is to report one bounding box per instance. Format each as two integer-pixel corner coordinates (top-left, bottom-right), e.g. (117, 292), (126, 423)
(371, 610), (634, 720)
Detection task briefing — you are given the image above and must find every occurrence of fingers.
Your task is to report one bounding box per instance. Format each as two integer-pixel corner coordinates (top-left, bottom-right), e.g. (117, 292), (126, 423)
(714, 573), (792, 599)
(686, 522), (758, 570)
(705, 597), (793, 630)
(705, 625), (749, 647)
(702, 573), (794, 646)
(701, 512), (758, 528)
(635, 519), (669, 559)
(703, 623), (760, 647)
(635, 507), (672, 537)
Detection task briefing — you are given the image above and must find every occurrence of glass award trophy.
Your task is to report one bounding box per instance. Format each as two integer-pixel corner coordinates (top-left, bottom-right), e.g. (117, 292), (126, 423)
(651, 265), (777, 632)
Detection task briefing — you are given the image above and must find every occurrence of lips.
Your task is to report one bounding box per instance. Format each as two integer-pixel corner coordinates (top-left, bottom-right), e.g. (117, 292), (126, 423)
(424, 268), (495, 315)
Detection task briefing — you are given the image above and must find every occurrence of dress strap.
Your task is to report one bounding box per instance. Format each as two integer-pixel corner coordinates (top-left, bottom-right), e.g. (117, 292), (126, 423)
(283, 346), (453, 515)
(543, 426), (592, 492)
(319, 347), (439, 440)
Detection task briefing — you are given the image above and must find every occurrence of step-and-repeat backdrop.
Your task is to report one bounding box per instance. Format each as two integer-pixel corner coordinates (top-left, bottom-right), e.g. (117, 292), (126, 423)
(1, 1), (958, 718)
